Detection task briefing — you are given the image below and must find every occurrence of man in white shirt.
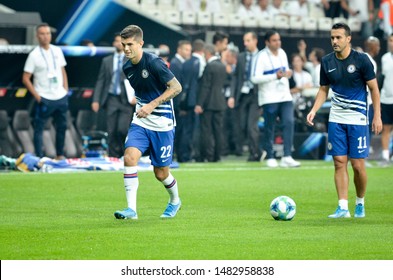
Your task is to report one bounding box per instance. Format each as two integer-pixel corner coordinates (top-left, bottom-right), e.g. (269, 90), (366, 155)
(23, 23), (68, 159)
(251, 30), (301, 168)
(380, 34), (393, 164)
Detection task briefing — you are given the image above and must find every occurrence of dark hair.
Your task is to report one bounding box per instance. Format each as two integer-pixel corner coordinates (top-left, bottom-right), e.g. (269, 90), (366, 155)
(192, 39), (205, 52)
(291, 53), (305, 63)
(245, 31), (258, 40)
(312, 47), (325, 63)
(331, 22), (351, 36)
(36, 22), (50, 31)
(264, 30), (278, 42)
(213, 31), (229, 45)
(120, 25), (143, 41)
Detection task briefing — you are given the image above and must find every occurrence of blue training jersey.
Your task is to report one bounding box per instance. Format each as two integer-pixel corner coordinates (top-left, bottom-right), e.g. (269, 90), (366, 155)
(320, 49), (375, 125)
(123, 52), (175, 131)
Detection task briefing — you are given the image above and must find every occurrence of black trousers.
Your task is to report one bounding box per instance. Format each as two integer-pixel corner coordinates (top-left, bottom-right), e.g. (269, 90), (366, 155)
(175, 109), (196, 162)
(106, 95), (133, 158)
(235, 93), (261, 159)
(199, 110), (224, 162)
(34, 95), (68, 157)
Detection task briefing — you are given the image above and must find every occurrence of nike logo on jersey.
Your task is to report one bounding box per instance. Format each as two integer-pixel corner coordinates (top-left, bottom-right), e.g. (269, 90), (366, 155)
(358, 150), (365, 153)
(128, 73), (133, 79)
(328, 68), (336, 73)
(162, 158), (170, 163)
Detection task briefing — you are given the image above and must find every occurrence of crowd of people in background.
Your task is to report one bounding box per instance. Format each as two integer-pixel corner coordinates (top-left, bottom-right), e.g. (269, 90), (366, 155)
(2, 0), (393, 167)
(176, 0), (393, 40)
(149, 24), (393, 167)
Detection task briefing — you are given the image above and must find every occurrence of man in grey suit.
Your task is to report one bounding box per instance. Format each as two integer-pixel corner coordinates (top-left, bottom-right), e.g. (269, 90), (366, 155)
(230, 31), (262, 161)
(194, 43), (227, 162)
(92, 33), (135, 158)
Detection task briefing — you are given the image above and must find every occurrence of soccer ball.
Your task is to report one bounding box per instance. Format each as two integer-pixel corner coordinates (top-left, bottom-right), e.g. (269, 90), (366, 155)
(270, 196), (296, 221)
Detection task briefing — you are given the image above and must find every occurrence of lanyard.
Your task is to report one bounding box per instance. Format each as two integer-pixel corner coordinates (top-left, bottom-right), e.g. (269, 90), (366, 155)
(265, 47), (285, 72)
(39, 46), (57, 72)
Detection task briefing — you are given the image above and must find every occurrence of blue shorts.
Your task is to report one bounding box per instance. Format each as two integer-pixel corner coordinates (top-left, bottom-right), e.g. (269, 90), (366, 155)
(327, 122), (369, 159)
(125, 123), (175, 167)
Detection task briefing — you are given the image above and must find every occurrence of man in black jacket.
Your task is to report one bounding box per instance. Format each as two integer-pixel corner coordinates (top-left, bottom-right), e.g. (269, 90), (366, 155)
(194, 43), (227, 162)
(176, 39), (205, 162)
(230, 31), (262, 161)
(92, 33), (135, 157)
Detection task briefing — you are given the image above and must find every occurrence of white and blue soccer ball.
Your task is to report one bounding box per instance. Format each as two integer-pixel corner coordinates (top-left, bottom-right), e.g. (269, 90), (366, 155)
(270, 196), (296, 221)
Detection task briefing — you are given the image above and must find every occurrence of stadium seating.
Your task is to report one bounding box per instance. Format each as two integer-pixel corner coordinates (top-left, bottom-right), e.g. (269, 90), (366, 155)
(308, 2), (325, 18)
(157, 0), (174, 10)
(0, 110), (22, 157)
(181, 11), (197, 26)
(289, 16), (304, 30)
(221, 0), (234, 13)
(318, 17), (333, 31)
(212, 13), (229, 27)
(75, 110), (98, 137)
(197, 11), (212, 27)
(51, 112), (82, 158)
(348, 17), (361, 32)
(333, 17), (347, 24)
(166, 10), (181, 25)
(140, 0), (157, 10)
(118, 0), (364, 36)
(148, 10), (166, 23)
(227, 14), (243, 29)
(12, 110), (35, 155)
(258, 16), (274, 29)
(273, 15), (290, 30)
(75, 110), (108, 157)
(243, 15), (259, 28)
(42, 118), (56, 158)
(11, 110), (60, 158)
(303, 17), (318, 31)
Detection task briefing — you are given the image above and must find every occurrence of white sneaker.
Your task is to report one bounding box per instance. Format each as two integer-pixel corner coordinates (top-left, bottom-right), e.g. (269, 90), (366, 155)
(266, 158), (278, 168)
(280, 156), (301, 168)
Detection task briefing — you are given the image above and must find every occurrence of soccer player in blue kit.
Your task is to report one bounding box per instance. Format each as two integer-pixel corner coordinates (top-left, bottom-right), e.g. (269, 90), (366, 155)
(114, 25), (182, 219)
(306, 23), (382, 218)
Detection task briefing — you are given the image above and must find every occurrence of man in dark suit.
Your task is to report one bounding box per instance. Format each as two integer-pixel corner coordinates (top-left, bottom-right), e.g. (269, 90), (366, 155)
(169, 40), (192, 162)
(92, 33), (135, 158)
(169, 40), (192, 111)
(194, 43), (227, 162)
(177, 39), (205, 162)
(230, 31), (262, 161)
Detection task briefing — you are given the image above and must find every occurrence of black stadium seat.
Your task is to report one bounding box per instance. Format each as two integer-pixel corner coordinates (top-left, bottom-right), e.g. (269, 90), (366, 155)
(0, 110), (22, 157)
(12, 110), (57, 158)
(12, 110), (35, 155)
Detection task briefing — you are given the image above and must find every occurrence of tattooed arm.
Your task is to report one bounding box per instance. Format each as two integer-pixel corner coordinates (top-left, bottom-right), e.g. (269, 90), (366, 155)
(136, 77), (182, 118)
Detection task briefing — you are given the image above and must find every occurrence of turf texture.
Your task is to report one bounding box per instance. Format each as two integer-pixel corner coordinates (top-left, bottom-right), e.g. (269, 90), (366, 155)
(1, 160), (392, 260)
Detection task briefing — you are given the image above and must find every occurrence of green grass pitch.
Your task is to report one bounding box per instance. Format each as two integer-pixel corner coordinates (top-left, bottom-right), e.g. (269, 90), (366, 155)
(1, 160), (392, 260)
